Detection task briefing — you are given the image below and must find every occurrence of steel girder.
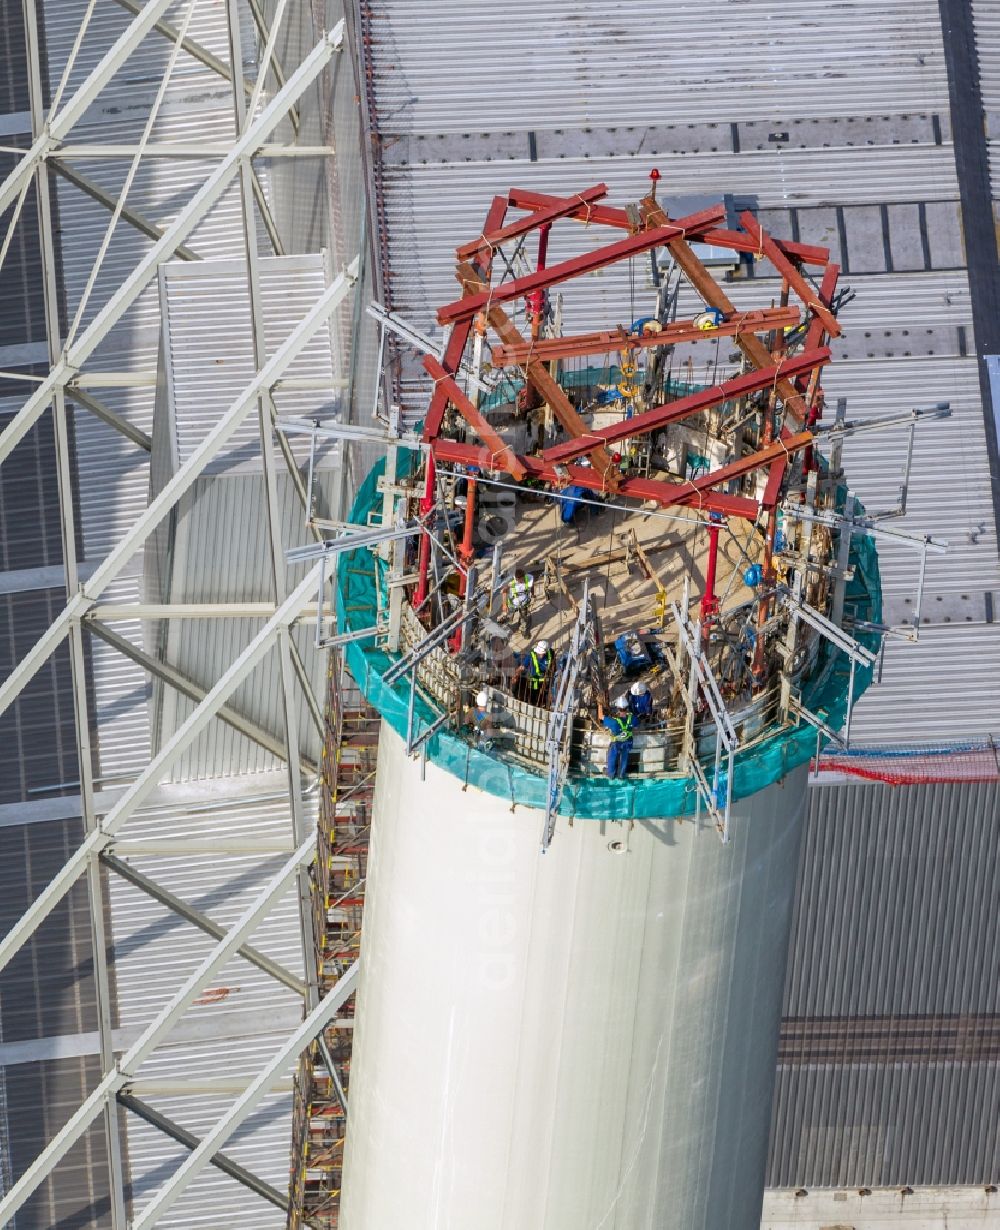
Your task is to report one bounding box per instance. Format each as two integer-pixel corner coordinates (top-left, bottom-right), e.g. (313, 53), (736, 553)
(420, 182), (842, 531)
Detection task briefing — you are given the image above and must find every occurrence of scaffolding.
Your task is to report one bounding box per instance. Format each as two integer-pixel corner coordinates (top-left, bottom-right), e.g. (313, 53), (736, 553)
(288, 658), (379, 1230)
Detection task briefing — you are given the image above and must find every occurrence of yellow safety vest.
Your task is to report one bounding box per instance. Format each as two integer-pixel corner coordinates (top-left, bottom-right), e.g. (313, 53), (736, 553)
(508, 576), (534, 609)
(529, 651), (551, 683)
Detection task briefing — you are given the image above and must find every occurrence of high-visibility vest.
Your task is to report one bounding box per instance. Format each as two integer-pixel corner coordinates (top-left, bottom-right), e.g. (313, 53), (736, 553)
(528, 650), (551, 683)
(610, 713), (634, 742)
(508, 575), (534, 609)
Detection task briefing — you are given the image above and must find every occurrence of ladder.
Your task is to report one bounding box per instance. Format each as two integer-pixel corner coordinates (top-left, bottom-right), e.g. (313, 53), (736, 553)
(287, 658), (381, 1229)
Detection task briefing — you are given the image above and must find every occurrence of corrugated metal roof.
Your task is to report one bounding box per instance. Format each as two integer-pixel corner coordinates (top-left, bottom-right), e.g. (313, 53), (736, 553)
(362, 9), (999, 749)
(159, 253), (340, 474)
(365, 1), (949, 132)
(769, 779), (1000, 1186)
(851, 623), (1000, 741)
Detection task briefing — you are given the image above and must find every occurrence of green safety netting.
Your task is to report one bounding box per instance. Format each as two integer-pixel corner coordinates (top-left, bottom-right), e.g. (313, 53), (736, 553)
(335, 454), (882, 820)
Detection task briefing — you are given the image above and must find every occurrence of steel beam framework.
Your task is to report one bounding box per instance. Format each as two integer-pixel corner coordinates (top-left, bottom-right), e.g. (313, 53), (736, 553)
(0, 3), (363, 1227)
(420, 182), (843, 533)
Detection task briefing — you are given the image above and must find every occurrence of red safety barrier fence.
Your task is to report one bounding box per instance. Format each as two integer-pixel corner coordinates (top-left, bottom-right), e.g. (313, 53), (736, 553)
(814, 738), (1000, 785)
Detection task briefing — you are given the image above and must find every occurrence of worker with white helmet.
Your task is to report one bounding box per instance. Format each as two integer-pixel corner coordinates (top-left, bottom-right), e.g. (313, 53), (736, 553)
(513, 638), (555, 706)
(599, 693), (635, 779)
(628, 678), (654, 723)
(503, 566), (535, 635)
(470, 688), (496, 752)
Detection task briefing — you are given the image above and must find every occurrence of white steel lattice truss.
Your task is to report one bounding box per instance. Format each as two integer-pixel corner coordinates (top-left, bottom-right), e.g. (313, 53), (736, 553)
(0, 4), (362, 1226)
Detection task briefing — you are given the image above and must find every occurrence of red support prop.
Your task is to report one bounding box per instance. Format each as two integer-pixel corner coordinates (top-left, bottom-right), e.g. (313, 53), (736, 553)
(700, 514), (723, 624)
(542, 348), (829, 465)
(459, 476), (477, 572)
(414, 451), (436, 609)
(437, 203), (727, 325)
(451, 474), (478, 650)
(527, 221), (551, 341)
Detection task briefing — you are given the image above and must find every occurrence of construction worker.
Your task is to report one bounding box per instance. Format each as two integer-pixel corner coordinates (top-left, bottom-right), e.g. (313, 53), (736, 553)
(628, 679), (654, 724)
(559, 456), (593, 526)
(504, 566), (535, 635)
(471, 689), (496, 752)
(601, 695), (634, 779)
(514, 638), (554, 705)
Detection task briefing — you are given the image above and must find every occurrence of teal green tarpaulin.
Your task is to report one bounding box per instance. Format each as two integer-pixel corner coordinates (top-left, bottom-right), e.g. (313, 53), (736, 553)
(336, 455), (882, 819)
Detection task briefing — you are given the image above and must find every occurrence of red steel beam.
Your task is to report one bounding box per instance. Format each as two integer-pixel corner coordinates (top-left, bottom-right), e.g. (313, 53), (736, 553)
(456, 182), (608, 262)
(421, 194), (509, 443)
(542, 347), (829, 465)
(738, 210), (842, 338)
(430, 438), (760, 520)
(422, 355), (527, 479)
(507, 186), (632, 231)
(761, 458), (787, 509)
(700, 227), (829, 266)
(506, 188), (830, 265)
(641, 198), (811, 424)
(422, 321), (473, 442)
(655, 430), (812, 513)
(796, 261), (840, 390)
(487, 302), (619, 485)
(761, 425), (803, 508)
(437, 202), (727, 325)
(489, 306), (801, 369)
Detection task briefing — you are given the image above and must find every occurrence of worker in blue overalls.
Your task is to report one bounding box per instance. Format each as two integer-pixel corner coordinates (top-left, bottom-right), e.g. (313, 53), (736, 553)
(471, 689), (496, 752)
(628, 680), (654, 724)
(514, 638), (554, 706)
(601, 695), (634, 779)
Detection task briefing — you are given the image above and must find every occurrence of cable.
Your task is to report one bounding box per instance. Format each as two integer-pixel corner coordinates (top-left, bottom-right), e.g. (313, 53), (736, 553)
(435, 467), (718, 531)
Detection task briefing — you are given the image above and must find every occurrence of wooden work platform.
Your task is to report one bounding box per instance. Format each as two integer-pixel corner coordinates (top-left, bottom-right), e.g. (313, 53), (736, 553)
(501, 483), (758, 666)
